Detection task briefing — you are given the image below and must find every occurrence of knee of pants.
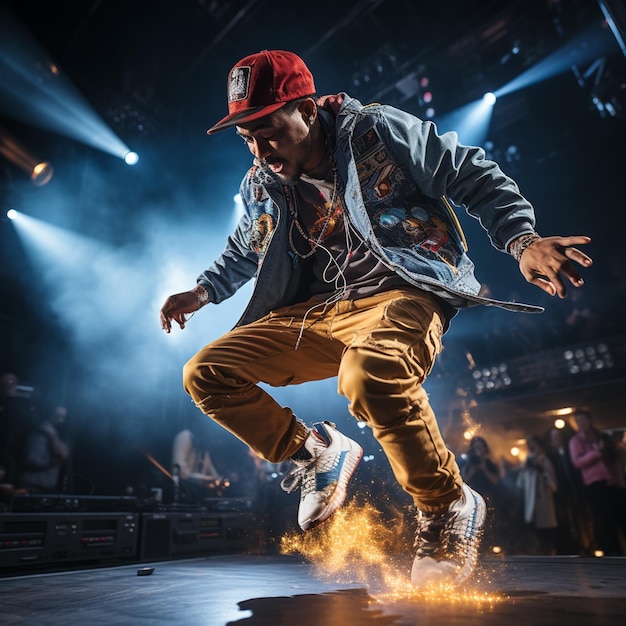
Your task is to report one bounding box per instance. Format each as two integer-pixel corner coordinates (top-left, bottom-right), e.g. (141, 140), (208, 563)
(182, 349), (249, 405)
(338, 344), (419, 424)
(182, 352), (205, 403)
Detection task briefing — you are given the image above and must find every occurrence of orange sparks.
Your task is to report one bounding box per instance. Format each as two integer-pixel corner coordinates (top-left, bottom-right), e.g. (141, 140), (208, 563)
(280, 498), (503, 607)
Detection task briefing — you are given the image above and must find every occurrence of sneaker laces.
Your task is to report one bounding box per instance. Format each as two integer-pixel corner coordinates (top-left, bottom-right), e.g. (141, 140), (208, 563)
(414, 509), (457, 559)
(280, 459), (317, 497)
(279, 424), (332, 497)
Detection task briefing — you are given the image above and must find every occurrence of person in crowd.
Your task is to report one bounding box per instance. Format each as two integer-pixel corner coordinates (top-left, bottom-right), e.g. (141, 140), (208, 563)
(516, 434), (559, 554)
(547, 425), (591, 554)
(460, 435), (504, 552)
(18, 404), (70, 494)
(171, 422), (223, 504)
(460, 436), (501, 501)
(569, 409), (626, 555)
(159, 49), (592, 586)
(0, 372), (38, 493)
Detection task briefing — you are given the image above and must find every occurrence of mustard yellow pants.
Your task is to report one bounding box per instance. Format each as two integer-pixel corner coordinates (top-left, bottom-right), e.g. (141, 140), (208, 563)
(183, 287), (462, 512)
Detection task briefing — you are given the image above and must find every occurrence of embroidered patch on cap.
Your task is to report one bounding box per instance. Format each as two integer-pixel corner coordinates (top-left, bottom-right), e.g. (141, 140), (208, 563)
(228, 66), (251, 103)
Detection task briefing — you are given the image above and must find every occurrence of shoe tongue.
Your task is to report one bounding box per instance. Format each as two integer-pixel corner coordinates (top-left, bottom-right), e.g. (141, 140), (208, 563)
(291, 428), (328, 461)
(306, 427), (329, 455)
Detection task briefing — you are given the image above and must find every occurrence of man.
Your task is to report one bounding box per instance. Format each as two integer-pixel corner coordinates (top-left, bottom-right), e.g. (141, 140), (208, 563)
(18, 405), (70, 494)
(160, 50), (592, 586)
(171, 421), (223, 504)
(0, 372), (38, 492)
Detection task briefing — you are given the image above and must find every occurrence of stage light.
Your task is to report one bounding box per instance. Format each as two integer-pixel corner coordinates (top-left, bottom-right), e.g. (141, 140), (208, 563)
(124, 151), (139, 166)
(7, 208), (17, 219)
(505, 144), (520, 165)
(436, 96), (495, 147)
(31, 161), (54, 185)
(554, 407), (575, 416)
(483, 92), (497, 106)
(0, 125), (53, 186)
(563, 342), (613, 374)
(554, 418), (566, 429)
(470, 362), (511, 394)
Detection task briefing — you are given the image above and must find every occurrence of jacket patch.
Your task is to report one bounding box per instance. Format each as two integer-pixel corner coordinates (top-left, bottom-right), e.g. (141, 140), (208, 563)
(252, 184), (269, 202)
(374, 204), (460, 269)
(372, 163), (397, 200)
(358, 155), (405, 203)
(356, 147), (389, 179)
(249, 164), (277, 188)
(249, 212), (274, 255)
(353, 126), (382, 156)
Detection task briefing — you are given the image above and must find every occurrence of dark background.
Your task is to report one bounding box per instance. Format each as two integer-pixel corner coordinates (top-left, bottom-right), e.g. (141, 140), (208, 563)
(1, 0), (624, 497)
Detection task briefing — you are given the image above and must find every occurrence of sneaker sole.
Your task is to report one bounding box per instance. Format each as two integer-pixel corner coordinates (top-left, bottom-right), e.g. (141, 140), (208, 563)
(300, 440), (363, 531)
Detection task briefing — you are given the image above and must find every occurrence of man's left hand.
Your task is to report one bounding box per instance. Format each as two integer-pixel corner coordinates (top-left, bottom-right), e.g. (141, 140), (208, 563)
(519, 235), (592, 298)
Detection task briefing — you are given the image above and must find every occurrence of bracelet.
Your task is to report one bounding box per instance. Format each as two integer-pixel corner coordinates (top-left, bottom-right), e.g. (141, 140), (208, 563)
(192, 284), (210, 309)
(509, 233), (541, 262)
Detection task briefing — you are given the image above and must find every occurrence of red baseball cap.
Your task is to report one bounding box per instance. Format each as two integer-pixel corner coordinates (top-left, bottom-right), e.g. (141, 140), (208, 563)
(207, 50), (316, 135)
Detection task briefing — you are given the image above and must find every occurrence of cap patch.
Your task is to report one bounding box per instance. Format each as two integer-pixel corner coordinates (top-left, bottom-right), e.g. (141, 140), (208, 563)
(228, 66), (251, 103)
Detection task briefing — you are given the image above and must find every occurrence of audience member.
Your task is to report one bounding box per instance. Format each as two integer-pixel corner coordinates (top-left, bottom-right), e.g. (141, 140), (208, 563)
(171, 422), (222, 504)
(17, 405), (70, 494)
(0, 372), (38, 493)
(460, 435), (505, 552)
(460, 436), (501, 500)
(547, 425), (592, 554)
(516, 434), (559, 554)
(569, 409), (626, 555)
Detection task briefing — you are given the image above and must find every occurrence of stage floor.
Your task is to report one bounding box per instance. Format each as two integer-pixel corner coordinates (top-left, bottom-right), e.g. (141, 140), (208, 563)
(0, 553), (624, 625)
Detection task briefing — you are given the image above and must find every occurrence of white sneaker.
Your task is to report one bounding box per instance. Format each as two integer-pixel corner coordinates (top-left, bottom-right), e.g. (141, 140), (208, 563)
(411, 483), (486, 587)
(280, 421), (362, 531)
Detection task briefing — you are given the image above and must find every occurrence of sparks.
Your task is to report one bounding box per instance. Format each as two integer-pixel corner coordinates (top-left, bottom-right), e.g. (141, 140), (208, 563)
(280, 498), (503, 607)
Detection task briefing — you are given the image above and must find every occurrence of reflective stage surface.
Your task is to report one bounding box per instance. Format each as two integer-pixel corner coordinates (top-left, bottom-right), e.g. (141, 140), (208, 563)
(0, 554), (624, 625)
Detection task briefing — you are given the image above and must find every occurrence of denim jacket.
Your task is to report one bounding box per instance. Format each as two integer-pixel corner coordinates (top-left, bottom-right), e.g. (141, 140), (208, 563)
(198, 93), (543, 327)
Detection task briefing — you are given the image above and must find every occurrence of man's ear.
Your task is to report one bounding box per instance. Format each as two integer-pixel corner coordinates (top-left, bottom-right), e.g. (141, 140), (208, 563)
(299, 98), (317, 124)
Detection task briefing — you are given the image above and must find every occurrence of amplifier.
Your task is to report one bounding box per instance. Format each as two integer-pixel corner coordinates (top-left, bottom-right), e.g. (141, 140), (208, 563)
(203, 497), (254, 513)
(220, 511), (256, 551)
(11, 494), (139, 513)
(0, 512), (139, 568)
(139, 512), (225, 561)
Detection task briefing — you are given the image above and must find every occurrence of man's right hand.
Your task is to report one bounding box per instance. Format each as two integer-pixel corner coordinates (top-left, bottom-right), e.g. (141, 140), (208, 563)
(160, 291), (199, 333)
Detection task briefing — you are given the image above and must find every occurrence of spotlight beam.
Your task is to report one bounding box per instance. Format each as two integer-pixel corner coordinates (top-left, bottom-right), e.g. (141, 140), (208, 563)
(0, 5), (133, 161)
(495, 24), (618, 99)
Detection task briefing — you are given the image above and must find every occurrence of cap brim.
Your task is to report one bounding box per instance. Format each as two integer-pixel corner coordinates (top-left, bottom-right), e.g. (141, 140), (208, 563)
(207, 102), (287, 135)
